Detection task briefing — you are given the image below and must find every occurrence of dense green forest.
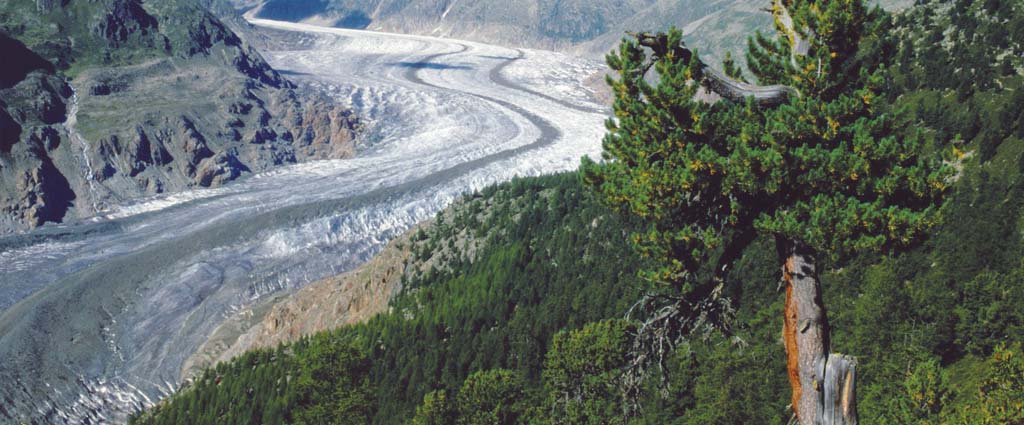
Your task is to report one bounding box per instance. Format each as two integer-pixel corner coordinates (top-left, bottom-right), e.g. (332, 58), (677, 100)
(132, 0), (1024, 423)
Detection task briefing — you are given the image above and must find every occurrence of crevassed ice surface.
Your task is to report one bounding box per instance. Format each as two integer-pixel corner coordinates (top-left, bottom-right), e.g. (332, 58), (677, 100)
(0, 19), (609, 424)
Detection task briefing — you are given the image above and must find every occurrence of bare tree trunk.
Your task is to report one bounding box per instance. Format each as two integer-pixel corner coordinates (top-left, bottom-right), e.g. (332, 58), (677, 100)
(779, 238), (857, 425)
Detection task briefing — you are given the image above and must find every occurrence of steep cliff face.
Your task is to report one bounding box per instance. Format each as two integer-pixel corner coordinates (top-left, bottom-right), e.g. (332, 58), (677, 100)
(0, 0), (358, 233)
(0, 33), (76, 229)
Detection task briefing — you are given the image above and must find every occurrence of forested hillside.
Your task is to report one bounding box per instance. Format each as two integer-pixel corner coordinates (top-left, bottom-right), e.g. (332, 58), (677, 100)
(132, 0), (1024, 423)
(130, 174), (648, 424)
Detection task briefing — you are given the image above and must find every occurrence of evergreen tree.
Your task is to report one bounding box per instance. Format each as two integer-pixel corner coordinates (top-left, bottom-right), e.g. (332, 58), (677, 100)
(411, 390), (457, 425)
(581, 0), (950, 422)
(543, 319), (634, 425)
(951, 344), (1024, 424)
(293, 340), (374, 424)
(456, 369), (527, 425)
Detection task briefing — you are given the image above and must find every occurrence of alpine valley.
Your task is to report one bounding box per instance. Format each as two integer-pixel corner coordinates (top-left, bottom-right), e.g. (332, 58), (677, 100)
(1, 0), (1022, 424)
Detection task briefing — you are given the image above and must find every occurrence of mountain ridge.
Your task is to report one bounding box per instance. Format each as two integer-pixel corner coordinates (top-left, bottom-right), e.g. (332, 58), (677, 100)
(241, 0), (909, 65)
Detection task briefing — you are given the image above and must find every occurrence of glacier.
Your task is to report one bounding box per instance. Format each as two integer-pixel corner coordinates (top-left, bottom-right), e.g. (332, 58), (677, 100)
(0, 19), (608, 424)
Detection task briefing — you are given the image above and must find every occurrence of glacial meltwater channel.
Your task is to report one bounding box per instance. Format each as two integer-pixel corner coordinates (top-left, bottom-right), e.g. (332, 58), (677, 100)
(0, 19), (609, 424)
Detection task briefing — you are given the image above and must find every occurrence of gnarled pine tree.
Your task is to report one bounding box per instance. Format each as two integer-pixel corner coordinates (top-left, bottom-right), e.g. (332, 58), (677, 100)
(581, 1), (950, 423)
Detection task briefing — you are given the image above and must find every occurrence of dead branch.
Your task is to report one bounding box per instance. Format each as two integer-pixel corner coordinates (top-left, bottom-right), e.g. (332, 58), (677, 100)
(627, 31), (800, 107)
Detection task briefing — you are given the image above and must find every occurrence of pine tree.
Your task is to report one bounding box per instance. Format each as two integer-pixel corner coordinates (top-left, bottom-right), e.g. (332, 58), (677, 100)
(411, 390), (457, 425)
(456, 369), (526, 425)
(581, 0), (950, 423)
(543, 320), (634, 425)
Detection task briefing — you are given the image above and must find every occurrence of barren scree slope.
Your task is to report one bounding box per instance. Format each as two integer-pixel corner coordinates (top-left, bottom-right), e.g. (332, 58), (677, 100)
(0, 19), (608, 424)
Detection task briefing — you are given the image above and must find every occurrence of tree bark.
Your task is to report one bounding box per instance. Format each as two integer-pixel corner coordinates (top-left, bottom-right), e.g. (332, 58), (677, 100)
(779, 238), (856, 425)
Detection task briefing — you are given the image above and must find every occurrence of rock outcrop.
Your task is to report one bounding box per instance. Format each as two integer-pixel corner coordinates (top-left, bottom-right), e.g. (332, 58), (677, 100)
(0, 32), (76, 229)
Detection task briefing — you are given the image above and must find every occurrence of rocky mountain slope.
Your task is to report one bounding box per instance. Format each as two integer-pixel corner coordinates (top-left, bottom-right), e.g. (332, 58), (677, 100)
(0, 0), (358, 233)
(242, 0), (909, 64)
(246, 0), (770, 64)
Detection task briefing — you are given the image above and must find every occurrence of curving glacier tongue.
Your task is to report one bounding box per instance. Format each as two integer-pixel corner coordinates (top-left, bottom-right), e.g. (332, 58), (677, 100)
(0, 19), (609, 424)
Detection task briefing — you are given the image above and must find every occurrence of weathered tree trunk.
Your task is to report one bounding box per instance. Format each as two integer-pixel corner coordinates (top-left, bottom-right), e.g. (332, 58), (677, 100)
(779, 238), (857, 425)
(819, 353), (857, 424)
